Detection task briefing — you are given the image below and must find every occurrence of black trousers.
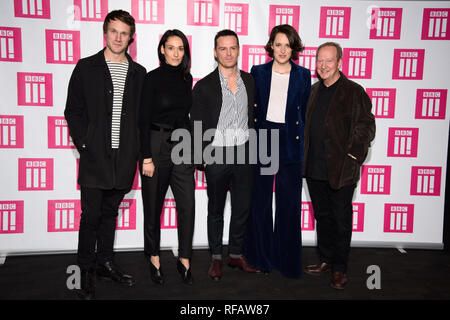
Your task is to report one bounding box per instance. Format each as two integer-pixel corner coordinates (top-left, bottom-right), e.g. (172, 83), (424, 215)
(140, 129), (195, 259)
(204, 144), (253, 256)
(306, 178), (356, 273)
(77, 186), (126, 270)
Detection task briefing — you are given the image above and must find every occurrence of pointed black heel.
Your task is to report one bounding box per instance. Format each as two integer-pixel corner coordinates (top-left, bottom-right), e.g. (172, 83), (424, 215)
(177, 259), (193, 285)
(150, 263), (165, 285)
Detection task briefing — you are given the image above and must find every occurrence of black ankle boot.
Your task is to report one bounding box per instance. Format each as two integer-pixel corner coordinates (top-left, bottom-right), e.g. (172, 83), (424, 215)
(150, 263), (165, 285)
(96, 261), (135, 286)
(77, 268), (95, 300)
(177, 259), (193, 285)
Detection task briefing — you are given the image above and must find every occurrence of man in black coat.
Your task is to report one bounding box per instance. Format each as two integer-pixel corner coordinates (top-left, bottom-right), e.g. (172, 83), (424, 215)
(64, 10), (146, 299)
(190, 30), (259, 281)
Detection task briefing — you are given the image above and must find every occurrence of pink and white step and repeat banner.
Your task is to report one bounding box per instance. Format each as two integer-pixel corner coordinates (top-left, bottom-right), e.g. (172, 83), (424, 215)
(1, 0), (449, 256)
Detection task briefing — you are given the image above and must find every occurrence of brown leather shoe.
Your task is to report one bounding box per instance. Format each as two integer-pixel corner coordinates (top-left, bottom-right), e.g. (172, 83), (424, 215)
(304, 262), (332, 276)
(227, 255), (260, 273)
(208, 259), (222, 281)
(330, 271), (348, 289)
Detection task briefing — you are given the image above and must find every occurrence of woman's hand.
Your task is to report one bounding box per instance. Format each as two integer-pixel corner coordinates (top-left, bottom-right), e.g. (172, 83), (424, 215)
(142, 158), (155, 177)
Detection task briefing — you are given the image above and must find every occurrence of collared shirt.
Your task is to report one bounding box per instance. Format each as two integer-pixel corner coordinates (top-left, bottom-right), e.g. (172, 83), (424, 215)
(212, 69), (249, 147)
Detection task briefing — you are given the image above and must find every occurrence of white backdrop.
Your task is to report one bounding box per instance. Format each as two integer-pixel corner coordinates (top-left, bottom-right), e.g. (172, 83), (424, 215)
(1, 0), (449, 257)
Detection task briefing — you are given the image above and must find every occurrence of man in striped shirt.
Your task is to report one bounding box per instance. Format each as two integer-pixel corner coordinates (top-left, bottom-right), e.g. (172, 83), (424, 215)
(65, 10), (146, 299)
(191, 30), (259, 281)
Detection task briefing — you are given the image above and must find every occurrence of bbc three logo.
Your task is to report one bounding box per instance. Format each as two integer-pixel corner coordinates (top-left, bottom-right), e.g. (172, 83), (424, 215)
(0, 201), (24, 234)
(17, 72), (53, 107)
(0, 27), (22, 62)
(224, 3), (249, 35)
(410, 166), (441, 196)
(392, 49), (425, 80)
(268, 5), (299, 35)
(48, 117), (75, 149)
(343, 48), (373, 79)
(415, 89), (447, 119)
(369, 8), (402, 40)
(18, 158), (54, 191)
(387, 128), (419, 157)
(361, 165), (391, 195)
(45, 29), (80, 64)
(319, 6), (351, 39)
(132, 0), (165, 24)
(366, 88), (396, 119)
(422, 8), (450, 40)
(73, 0), (108, 21)
(14, 0), (51, 19)
(384, 204), (414, 233)
(0, 115), (24, 148)
(187, 0), (220, 26)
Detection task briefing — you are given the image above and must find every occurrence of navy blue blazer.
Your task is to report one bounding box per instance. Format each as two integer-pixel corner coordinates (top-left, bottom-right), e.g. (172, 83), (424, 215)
(251, 59), (311, 164)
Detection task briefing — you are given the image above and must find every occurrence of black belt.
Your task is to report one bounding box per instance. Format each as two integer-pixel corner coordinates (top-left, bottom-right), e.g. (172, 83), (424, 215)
(150, 123), (174, 133)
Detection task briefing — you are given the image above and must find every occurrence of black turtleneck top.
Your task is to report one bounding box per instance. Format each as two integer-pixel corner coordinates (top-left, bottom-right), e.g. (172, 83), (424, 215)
(139, 62), (193, 158)
(306, 76), (342, 181)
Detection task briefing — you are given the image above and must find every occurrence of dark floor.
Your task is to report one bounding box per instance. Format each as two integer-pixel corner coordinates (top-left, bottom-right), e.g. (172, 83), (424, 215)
(1, 246), (450, 302)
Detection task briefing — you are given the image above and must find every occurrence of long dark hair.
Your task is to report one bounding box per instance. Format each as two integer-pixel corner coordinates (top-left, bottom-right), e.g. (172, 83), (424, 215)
(158, 29), (191, 81)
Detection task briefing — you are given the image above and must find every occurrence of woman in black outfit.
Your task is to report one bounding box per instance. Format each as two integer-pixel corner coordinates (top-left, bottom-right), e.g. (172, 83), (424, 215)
(139, 29), (194, 285)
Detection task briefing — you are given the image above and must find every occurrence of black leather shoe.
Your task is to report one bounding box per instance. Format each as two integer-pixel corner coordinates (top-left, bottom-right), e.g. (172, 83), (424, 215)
(96, 261), (135, 287)
(177, 259), (193, 285)
(76, 268), (95, 300)
(150, 263), (165, 285)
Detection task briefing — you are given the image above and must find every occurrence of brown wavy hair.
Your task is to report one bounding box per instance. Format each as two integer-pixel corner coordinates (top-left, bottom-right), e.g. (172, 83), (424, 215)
(103, 10), (136, 45)
(265, 24), (304, 60)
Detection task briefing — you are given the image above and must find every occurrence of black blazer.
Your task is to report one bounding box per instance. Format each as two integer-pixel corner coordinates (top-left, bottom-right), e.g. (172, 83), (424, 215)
(190, 67), (255, 156)
(64, 49), (146, 190)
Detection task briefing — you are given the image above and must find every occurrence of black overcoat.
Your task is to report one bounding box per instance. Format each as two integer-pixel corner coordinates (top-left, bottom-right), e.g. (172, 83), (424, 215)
(65, 49), (146, 190)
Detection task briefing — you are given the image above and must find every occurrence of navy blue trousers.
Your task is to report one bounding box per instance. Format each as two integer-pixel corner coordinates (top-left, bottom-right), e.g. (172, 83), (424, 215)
(243, 124), (303, 278)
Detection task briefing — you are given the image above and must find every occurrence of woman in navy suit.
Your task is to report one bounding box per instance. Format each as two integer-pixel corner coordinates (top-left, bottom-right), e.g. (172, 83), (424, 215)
(243, 24), (311, 278)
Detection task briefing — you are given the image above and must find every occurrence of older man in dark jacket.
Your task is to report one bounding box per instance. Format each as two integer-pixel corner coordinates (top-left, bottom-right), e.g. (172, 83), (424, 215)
(64, 10), (146, 299)
(303, 42), (375, 289)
